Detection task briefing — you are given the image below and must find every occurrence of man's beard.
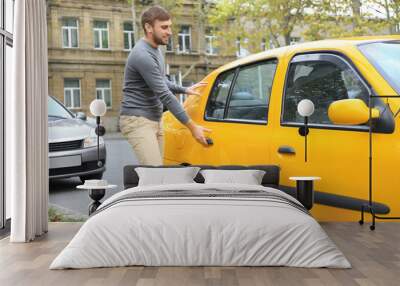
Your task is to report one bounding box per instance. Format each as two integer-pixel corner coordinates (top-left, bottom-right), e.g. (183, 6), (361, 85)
(153, 33), (168, 46)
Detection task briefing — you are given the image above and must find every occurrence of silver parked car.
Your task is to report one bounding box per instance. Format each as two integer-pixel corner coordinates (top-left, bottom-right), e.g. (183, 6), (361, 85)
(48, 96), (106, 182)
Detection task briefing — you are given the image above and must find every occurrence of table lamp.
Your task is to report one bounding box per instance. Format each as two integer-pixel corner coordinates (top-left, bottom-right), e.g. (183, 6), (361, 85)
(89, 99), (107, 168)
(297, 99), (315, 162)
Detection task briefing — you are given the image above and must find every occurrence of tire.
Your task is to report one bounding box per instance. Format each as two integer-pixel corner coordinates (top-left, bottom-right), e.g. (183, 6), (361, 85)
(80, 173), (103, 184)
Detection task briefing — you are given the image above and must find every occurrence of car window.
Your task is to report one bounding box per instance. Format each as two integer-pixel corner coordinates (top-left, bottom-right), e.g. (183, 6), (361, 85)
(205, 69), (236, 120)
(226, 60), (277, 122)
(48, 96), (73, 119)
(358, 41), (400, 94)
(282, 54), (369, 125)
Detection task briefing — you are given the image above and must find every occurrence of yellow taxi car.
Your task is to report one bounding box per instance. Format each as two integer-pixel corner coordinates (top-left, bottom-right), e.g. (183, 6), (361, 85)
(163, 36), (400, 221)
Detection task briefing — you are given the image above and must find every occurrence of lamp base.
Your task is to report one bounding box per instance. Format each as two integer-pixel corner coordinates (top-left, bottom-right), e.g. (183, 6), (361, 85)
(298, 126), (309, 136)
(88, 188), (105, 215)
(95, 125), (106, 136)
(360, 203), (400, 231)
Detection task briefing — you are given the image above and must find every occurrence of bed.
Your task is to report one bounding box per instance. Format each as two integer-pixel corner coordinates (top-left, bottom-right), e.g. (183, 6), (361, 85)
(50, 165), (351, 269)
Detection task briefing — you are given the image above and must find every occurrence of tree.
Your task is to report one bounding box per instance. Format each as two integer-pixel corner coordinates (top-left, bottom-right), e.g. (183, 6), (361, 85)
(303, 0), (388, 40)
(208, 0), (312, 55)
(208, 0), (394, 54)
(368, 0), (400, 34)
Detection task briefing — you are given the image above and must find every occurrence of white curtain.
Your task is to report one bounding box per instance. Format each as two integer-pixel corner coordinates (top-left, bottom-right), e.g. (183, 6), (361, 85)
(7, 0), (49, 242)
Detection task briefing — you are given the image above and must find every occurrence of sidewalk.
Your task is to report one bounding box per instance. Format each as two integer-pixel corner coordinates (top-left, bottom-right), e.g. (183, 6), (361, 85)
(104, 132), (124, 140)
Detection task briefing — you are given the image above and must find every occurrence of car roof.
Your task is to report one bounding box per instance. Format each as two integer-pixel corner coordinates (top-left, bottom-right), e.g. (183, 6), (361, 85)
(214, 35), (400, 74)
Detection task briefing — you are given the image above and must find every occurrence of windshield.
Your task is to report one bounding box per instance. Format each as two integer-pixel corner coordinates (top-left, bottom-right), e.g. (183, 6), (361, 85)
(48, 96), (73, 119)
(358, 41), (400, 94)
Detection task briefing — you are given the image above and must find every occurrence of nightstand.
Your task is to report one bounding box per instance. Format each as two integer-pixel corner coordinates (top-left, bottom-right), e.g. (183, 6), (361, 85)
(77, 184), (117, 215)
(289, 176), (321, 210)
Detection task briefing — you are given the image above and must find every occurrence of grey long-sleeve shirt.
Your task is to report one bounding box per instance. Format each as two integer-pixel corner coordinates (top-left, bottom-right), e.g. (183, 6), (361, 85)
(120, 39), (190, 124)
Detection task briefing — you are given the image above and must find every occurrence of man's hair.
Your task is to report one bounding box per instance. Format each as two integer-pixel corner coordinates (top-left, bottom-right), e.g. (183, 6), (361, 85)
(141, 5), (171, 34)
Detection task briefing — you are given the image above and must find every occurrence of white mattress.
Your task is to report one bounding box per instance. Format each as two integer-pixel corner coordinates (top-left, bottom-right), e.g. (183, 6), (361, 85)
(50, 183), (351, 269)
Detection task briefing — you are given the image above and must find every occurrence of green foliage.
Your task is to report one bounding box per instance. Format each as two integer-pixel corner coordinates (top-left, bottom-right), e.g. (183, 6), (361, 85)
(208, 0), (397, 55)
(48, 206), (86, 222)
(369, 0), (400, 34)
(208, 0), (312, 55)
(302, 0), (388, 41)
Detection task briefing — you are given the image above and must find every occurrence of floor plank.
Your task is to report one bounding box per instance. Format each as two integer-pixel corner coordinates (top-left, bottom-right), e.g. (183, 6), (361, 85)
(0, 222), (399, 286)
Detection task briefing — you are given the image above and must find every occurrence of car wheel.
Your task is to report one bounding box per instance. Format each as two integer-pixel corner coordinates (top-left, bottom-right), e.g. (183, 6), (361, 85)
(80, 173), (103, 183)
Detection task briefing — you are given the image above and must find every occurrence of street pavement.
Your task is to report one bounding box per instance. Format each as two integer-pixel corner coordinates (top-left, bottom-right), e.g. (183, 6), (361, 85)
(49, 132), (139, 217)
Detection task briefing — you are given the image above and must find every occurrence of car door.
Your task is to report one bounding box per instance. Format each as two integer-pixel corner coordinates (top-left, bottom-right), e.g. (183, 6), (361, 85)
(180, 59), (278, 165)
(269, 52), (389, 221)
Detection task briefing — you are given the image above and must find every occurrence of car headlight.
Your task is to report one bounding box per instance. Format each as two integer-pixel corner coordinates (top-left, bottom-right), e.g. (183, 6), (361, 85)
(83, 136), (104, 148)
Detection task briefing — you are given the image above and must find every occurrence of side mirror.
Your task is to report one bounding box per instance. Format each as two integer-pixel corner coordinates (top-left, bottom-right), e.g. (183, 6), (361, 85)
(76, 112), (87, 121)
(328, 99), (380, 125)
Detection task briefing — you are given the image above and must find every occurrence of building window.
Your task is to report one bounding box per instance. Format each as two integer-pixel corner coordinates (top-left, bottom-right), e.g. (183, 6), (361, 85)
(205, 27), (218, 55)
(205, 34), (217, 55)
(166, 36), (173, 52)
(123, 22), (135, 50)
(269, 38), (275, 49)
(64, 79), (81, 108)
(178, 25), (191, 53)
(235, 37), (241, 57)
(236, 37), (250, 58)
(290, 37), (300, 45)
(93, 20), (109, 49)
(169, 74), (177, 83)
(96, 79), (112, 108)
(62, 18), (79, 48)
(261, 38), (266, 51)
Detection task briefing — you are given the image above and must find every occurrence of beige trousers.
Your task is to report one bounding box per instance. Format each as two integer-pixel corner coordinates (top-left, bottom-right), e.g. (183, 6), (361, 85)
(119, 115), (164, 165)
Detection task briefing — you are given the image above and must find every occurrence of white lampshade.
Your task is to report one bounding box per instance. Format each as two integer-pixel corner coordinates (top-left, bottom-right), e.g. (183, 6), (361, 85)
(90, 99), (107, 117)
(297, 99), (315, 117)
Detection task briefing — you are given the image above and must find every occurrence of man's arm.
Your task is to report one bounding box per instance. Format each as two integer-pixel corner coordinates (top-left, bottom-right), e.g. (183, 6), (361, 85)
(185, 120), (212, 146)
(133, 54), (211, 146)
(134, 55), (189, 124)
(165, 78), (187, 94)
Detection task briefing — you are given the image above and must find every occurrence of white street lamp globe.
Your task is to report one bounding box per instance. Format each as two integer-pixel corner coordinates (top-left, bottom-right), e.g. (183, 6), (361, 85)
(90, 99), (107, 117)
(297, 99), (315, 117)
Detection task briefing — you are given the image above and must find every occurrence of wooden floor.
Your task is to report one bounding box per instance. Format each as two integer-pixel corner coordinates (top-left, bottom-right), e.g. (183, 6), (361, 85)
(0, 222), (399, 286)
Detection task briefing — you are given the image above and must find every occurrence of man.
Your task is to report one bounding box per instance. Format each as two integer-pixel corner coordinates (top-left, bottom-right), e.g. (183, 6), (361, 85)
(120, 5), (211, 165)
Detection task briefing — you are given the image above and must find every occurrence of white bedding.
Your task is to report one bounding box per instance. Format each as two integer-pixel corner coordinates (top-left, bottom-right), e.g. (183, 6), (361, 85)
(50, 183), (351, 269)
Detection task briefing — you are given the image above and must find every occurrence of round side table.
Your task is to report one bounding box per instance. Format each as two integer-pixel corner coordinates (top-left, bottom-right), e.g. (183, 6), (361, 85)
(77, 184), (117, 215)
(289, 176), (321, 210)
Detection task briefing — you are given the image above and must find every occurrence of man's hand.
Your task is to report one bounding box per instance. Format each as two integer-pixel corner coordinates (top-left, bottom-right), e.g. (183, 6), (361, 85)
(186, 82), (208, 96)
(185, 120), (212, 146)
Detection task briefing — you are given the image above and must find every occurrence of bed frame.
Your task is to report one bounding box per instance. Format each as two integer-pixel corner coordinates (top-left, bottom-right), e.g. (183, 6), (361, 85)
(123, 164), (280, 190)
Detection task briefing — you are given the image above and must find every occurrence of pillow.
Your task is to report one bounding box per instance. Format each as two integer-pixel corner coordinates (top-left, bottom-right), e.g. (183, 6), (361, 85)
(200, 169), (266, 185)
(135, 167), (201, 186)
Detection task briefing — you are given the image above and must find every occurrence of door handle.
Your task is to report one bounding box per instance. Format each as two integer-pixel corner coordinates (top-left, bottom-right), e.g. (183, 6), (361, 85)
(206, 138), (213, 146)
(278, 146), (296, 154)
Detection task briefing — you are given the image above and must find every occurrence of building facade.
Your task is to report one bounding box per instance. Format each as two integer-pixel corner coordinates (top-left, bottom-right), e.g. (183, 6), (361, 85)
(47, 0), (235, 131)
